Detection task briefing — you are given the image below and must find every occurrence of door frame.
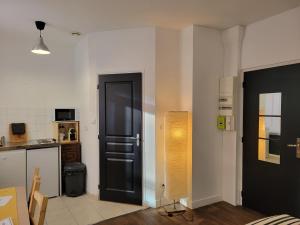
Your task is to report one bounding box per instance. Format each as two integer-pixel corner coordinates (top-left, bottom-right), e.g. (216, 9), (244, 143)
(237, 59), (300, 205)
(97, 70), (147, 206)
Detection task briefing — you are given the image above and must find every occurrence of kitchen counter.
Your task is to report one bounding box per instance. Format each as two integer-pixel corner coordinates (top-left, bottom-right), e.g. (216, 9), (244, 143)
(0, 139), (60, 151)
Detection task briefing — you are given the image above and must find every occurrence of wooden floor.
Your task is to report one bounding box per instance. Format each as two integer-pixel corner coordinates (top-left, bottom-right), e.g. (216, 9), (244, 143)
(94, 201), (264, 225)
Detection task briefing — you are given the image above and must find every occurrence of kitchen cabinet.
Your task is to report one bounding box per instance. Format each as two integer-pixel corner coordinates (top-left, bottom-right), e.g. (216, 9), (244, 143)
(61, 143), (81, 165)
(27, 147), (60, 198)
(0, 149), (26, 188)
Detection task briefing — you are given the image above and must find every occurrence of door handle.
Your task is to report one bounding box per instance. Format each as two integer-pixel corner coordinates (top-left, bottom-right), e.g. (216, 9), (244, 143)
(136, 133), (140, 147)
(129, 133), (140, 147)
(130, 133), (140, 147)
(287, 138), (300, 159)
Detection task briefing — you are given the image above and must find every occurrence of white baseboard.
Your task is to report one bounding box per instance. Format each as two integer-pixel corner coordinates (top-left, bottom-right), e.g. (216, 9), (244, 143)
(180, 198), (192, 209)
(151, 199), (173, 208)
(85, 194), (220, 210)
(86, 192), (98, 200)
(152, 196), (217, 210)
(143, 199), (157, 208)
(191, 195), (222, 209)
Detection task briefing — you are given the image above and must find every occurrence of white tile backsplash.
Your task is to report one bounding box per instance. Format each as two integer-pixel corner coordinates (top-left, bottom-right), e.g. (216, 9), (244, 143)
(0, 107), (55, 140)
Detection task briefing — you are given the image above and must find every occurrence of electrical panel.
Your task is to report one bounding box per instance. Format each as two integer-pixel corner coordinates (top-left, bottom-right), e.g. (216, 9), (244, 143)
(218, 76), (236, 131)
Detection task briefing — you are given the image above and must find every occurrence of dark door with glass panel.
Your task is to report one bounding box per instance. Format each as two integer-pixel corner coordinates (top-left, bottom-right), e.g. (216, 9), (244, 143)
(243, 63), (300, 216)
(98, 73), (142, 205)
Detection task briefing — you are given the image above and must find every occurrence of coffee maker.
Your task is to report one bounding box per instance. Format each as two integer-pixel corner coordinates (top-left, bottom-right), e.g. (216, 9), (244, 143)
(68, 128), (76, 141)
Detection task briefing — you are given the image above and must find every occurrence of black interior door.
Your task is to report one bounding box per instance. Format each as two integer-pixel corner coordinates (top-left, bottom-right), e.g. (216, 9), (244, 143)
(98, 73), (142, 205)
(243, 63), (300, 217)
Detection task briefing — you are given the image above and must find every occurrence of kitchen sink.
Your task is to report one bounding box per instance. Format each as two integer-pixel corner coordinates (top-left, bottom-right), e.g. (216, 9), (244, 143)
(36, 139), (55, 144)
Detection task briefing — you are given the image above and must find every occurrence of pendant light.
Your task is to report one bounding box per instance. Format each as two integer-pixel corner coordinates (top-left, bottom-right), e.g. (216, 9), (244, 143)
(31, 21), (51, 55)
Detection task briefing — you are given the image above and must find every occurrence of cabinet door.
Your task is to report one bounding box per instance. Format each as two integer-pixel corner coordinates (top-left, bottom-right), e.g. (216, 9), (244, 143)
(27, 147), (59, 198)
(0, 149), (26, 188)
(61, 143), (81, 164)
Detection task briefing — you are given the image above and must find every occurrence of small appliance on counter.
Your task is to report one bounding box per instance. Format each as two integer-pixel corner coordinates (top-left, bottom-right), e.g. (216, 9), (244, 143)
(9, 123), (27, 143)
(0, 136), (5, 147)
(68, 128), (76, 141)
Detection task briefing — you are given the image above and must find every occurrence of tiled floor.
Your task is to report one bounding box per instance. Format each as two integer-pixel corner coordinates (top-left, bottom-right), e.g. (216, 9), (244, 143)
(44, 195), (146, 225)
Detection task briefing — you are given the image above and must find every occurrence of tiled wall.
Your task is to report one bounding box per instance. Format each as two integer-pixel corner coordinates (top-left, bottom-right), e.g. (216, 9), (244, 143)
(0, 107), (55, 140)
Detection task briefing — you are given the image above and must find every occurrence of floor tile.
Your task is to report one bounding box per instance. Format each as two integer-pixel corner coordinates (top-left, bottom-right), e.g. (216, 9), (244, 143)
(91, 201), (128, 220)
(44, 195), (144, 225)
(46, 208), (78, 225)
(47, 197), (66, 212)
(121, 203), (146, 214)
(61, 195), (87, 208)
(69, 205), (104, 225)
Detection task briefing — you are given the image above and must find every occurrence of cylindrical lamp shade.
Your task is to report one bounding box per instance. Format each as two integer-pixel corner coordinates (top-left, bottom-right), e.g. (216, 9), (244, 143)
(164, 111), (189, 200)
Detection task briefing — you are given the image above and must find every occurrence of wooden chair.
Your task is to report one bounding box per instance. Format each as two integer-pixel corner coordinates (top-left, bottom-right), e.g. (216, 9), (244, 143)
(28, 168), (41, 206)
(28, 175), (41, 213)
(29, 191), (48, 225)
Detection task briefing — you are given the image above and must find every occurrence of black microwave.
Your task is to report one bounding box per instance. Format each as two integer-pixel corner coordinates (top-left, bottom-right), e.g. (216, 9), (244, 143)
(55, 109), (75, 121)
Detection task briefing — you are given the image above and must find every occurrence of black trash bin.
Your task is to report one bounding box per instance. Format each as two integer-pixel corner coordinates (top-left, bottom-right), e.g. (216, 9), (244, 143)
(64, 162), (86, 197)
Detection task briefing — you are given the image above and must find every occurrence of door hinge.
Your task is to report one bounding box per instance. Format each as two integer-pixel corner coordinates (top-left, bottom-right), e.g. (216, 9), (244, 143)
(241, 190), (245, 198)
(98, 134), (100, 139)
(98, 184), (101, 190)
(97, 84), (99, 90)
(242, 137), (244, 143)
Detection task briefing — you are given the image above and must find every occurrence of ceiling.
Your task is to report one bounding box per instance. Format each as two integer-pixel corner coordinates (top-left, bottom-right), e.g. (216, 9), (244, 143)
(0, 0), (300, 37)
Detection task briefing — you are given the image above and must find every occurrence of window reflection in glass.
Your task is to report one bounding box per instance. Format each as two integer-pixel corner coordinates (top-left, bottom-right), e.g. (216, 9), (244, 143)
(258, 92), (281, 164)
(258, 139), (280, 164)
(259, 93), (281, 116)
(258, 117), (281, 139)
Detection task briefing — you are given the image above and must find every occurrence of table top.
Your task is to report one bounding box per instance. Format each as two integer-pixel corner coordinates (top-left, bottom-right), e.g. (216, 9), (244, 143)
(15, 187), (30, 225)
(0, 187), (30, 225)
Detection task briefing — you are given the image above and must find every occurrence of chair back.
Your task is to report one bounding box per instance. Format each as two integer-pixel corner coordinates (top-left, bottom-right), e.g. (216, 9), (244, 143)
(29, 191), (48, 225)
(28, 176), (41, 214)
(28, 168), (41, 206)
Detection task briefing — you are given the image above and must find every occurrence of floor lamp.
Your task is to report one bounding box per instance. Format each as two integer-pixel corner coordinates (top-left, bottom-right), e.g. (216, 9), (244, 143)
(164, 111), (190, 214)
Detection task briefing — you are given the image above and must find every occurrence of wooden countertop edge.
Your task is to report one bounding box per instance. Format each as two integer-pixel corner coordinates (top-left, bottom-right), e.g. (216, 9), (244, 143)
(0, 143), (60, 152)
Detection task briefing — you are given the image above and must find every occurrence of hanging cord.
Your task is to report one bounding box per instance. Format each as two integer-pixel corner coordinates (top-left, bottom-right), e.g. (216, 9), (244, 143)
(157, 185), (194, 222)
(158, 202), (194, 222)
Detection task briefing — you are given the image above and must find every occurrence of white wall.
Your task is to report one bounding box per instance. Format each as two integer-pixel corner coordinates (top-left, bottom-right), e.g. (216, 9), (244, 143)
(75, 27), (196, 208)
(242, 6), (300, 70)
(0, 29), (77, 140)
(192, 25), (223, 208)
(177, 6), (300, 208)
(179, 26), (194, 208)
(180, 26), (194, 112)
(220, 25), (244, 205)
(189, 6), (300, 207)
(155, 27), (182, 206)
(75, 27), (157, 207)
(74, 36), (91, 200)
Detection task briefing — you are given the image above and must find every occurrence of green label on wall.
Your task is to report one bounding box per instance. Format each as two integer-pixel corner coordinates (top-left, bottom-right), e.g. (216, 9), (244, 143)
(217, 116), (226, 130)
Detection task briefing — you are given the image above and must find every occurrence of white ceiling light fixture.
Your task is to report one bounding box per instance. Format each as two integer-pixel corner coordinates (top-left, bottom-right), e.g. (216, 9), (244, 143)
(31, 21), (51, 55)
